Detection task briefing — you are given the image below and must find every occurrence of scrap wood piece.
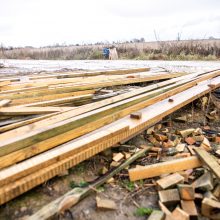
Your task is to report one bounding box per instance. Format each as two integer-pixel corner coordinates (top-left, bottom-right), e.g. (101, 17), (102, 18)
(194, 147), (220, 180)
(129, 156), (202, 181)
(130, 111), (142, 120)
(156, 173), (184, 190)
(178, 184), (195, 200)
(201, 198), (220, 219)
(179, 128), (195, 138)
(96, 196), (117, 210)
(158, 188), (180, 205)
(171, 207), (189, 220)
(181, 200), (198, 218)
(191, 171), (214, 191)
(0, 99), (11, 107)
(148, 210), (164, 220)
(27, 147), (151, 220)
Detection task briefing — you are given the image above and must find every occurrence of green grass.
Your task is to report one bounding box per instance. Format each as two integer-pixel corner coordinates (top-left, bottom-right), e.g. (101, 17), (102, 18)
(69, 180), (89, 189)
(121, 179), (135, 191)
(134, 207), (154, 216)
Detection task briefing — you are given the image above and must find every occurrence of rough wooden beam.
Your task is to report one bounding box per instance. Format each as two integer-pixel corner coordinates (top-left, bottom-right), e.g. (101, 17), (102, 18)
(129, 156), (202, 181)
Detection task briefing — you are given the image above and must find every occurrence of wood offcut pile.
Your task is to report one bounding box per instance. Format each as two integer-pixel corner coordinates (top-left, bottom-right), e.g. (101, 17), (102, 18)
(0, 67), (220, 219)
(128, 124), (220, 220)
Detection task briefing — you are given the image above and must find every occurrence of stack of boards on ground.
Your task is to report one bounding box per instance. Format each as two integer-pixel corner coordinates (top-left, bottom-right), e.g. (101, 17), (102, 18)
(0, 67), (220, 206)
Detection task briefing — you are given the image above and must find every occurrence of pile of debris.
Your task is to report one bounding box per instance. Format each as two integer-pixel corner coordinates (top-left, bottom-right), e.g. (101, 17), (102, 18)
(127, 122), (220, 219)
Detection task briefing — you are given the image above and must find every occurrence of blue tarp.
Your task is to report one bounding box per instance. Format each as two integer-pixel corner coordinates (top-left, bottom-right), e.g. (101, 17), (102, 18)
(103, 48), (110, 58)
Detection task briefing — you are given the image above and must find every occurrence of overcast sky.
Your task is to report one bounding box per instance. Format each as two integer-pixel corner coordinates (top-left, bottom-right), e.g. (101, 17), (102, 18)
(0, 0), (220, 47)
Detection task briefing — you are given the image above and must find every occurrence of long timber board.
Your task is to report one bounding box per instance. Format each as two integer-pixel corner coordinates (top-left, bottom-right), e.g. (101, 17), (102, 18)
(0, 76), (220, 204)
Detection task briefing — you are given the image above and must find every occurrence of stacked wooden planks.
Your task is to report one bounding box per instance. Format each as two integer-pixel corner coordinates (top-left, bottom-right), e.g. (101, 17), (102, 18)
(0, 67), (219, 205)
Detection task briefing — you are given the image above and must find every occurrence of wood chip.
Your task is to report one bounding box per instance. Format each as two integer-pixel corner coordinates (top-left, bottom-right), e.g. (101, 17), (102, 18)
(113, 153), (124, 162)
(96, 196), (117, 210)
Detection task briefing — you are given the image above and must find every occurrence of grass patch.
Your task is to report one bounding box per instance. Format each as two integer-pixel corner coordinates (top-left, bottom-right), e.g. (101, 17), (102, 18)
(134, 207), (154, 216)
(69, 180), (89, 189)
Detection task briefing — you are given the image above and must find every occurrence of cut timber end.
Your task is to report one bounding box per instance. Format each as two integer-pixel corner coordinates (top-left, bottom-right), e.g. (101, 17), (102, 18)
(191, 171), (213, 191)
(158, 188), (180, 205)
(148, 210), (164, 220)
(178, 184), (195, 200)
(172, 207), (189, 220)
(201, 198), (220, 219)
(181, 200), (198, 218)
(130, 112), (142, 120)
(128, 156), (202, 181)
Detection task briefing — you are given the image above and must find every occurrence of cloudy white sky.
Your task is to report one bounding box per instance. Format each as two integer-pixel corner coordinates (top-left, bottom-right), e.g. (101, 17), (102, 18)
(0, 0), (220, 47)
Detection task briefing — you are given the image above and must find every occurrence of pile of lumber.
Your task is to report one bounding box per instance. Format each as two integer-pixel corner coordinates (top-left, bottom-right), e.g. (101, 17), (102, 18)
(0, 67), (220, 206)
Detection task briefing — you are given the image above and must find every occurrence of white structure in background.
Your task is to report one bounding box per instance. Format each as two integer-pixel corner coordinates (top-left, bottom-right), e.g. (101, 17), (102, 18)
(109, 47), (118, 60)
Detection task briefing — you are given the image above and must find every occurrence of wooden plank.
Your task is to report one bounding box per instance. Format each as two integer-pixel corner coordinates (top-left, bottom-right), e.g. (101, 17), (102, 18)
(17, 94), (92, 107)
(0, 113), (59, 133)
(0, 106), (74, 116)
(194, 147), (220, 180)
(0, 81), (11, 87)
(0, 73), (193, 141)
(0, 85), (48, 95)
(0, 72), (188, 101)
(0, 125), (129, 204)
(9, 90), (95, 105)
(0, 67), (151, 82)
(0, 72), (217, 156)
(0, 73), (219, 201)
(0, 73), (219, 177)
(129, 157), (202, 181)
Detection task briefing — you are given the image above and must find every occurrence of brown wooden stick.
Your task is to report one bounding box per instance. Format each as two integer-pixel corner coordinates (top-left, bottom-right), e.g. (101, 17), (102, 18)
(28, 147), (151, 220)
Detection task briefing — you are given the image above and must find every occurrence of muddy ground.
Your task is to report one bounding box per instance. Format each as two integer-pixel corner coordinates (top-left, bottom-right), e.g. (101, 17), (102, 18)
(0, 100), (219, 220)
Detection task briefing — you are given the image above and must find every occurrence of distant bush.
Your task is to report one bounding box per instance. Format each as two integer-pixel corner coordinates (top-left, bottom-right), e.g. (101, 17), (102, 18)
(0, 39), (219, 60)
